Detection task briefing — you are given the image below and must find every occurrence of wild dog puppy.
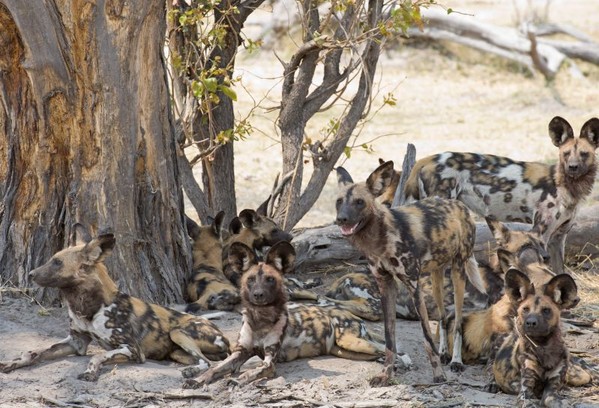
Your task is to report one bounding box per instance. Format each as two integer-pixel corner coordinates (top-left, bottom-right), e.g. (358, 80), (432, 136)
(185, 213), (240, 313)
(335, 161), (486, 385)
(492, 269), (578, 408)
(0, 225), (230, 381)
(183, 242), (385, 388)
(400, 117), (599, 275)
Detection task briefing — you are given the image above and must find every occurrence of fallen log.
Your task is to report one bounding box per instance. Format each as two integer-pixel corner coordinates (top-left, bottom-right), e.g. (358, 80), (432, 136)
(292, 203), (599, 274)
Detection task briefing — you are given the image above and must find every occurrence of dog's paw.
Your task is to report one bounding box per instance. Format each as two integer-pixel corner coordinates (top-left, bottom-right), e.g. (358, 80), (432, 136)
(432, 374), (447, 384)
(0, 362), (16, 373)
(440, 353), (452, 365)
(77, 371), (99, 382)
(369, 372), (391, 388)
(183, 379), (202, 389)
(484, 381), (499, 393)
(181, 365), (204, 379)
(449, 361), (464, 372)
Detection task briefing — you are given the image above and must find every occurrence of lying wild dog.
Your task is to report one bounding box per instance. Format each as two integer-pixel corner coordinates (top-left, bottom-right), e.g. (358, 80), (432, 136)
(222, 202), (293, 287)
(450, 218), (591, 388)
(222, 206), (319, 302)
(0, 225), (230, 381)
(492, 269), (579, 408)
(183, 241), (385, 387)
(323, 214), (544, 322)
(335, 161), (486, 385)
(450, 217), (557, 365)
(394, 117), (599, 275)
(185, 212), (240, 313)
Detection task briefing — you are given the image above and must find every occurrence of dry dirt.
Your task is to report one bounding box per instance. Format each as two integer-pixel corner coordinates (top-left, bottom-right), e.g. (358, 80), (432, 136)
(2, 0), (599, 407)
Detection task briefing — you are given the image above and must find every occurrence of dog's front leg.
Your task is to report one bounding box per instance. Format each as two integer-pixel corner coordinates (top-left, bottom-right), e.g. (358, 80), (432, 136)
(546, 221), (571, 275)
(517, 359), (542, 408)
(0, 332), (91, 373)
(370, 269), (397, 387)
(78, 344), (144, 381)
(541, 361), (567, 408)
(184, 349), (252, 388)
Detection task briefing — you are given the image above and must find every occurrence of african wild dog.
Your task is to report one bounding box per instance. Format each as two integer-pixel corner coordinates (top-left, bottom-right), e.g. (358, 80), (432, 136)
(185, 213), (240, 313)
(450, 218), (591, 388)
(0, 225), (230, 381)
(492, 269), (579, 408)
(323, 215), (543, 323)
(335, 161), (486, 385)
(398, 117), (599, 275)
(183, 241), (385, 388)
(222, 203), (293, 287)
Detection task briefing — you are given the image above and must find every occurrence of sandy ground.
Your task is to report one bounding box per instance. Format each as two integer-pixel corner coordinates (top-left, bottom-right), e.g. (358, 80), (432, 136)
(2, 0), (599, 407)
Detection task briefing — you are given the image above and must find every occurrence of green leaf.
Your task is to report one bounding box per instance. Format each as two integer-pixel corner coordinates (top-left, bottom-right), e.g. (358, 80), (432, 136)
(191, 81), (204, 98)
(218, 84), (237, 101)
(344, 146), (352, 158)
(202, 77), (218, 93)
(447, 8), (453, 14)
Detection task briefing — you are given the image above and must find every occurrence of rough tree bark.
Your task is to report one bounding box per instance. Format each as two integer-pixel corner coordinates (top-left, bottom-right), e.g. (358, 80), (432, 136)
(0, 0), (190, 304)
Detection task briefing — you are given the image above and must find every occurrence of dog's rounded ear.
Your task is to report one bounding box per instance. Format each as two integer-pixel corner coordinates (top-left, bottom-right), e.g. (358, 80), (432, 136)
(265, 241), (296, 275)
(228, 242), (257, 274)
(336, 167), (354, 187)
(82, 234), (115, 265)
(504, 268), (534, 305)
(229, 217), (243, 235)
(579, 117), (599, 149)
(548, 116), (574, 147)
(366, 160), (394, 197)
(185, 216), (202, 241)
(212, 211), (225, 237)
(239, 209), (260, 229)
(71, 223), (92, 246)
(544, 274), (579, 310)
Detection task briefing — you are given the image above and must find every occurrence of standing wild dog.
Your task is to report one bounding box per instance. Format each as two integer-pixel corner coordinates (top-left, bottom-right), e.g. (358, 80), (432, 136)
(492, 269), (579, 408)
(397, 117), (599, 275)
(185, 212), (240, 313)
(335, 161), (486, 385)
(0, 225), (230, 381)
(183, 241), (385, 387)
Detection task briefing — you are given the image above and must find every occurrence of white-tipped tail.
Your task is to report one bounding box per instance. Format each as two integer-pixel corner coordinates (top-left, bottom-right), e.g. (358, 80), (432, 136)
(465, 255), (486, 294)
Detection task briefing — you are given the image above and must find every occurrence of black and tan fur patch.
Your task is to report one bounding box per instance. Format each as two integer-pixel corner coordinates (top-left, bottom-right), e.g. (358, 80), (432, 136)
(183, 242), (385, 387)
(0, 225), (230, 381)
(335, 161), (486, 386)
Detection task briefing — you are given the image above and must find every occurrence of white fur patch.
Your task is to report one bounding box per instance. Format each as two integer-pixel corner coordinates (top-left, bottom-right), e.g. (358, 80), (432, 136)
(68, 304), (115, 344)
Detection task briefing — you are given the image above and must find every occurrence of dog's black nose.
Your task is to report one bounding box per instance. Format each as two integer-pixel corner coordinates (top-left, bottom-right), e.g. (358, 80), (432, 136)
(253, 291), (264, 301)
(569, 165), (579, 172)
(525, 315), (539, 328)
(336, 216), (348, 224)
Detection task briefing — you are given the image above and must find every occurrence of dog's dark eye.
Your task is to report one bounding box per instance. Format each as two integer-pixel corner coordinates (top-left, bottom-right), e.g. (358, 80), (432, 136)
(563, 151), (571, 159)
(247, 277), (255, 285)
(522, 306), (530, 314)
(355, 198), (365, 206)
(52, 258), (63, 268)
(542, 307), (552, 316)
(266, 276), (275, 283)
(336, 198), (343, 206)
(580, 152), (589, 159)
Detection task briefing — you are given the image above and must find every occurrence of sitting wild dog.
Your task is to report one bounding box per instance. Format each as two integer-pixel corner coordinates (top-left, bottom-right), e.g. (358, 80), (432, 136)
(185, 212), (240, 313)
(395, 117), (599, 275)
(183, 241), (385, 388)
(0, 225), (230, 381)
(335, 160), (486, 385)
(492, 269), (579, 408)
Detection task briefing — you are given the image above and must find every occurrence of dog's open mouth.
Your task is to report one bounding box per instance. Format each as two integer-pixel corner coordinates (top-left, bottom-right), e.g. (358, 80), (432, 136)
(339, 221), (361, 236)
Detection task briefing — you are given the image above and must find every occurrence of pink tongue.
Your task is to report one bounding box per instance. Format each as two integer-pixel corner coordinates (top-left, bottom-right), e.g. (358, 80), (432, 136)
(340, 224), (356, 235)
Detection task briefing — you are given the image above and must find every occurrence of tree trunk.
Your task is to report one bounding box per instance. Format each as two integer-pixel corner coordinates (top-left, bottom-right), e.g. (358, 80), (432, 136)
(0, 0), (191, 304)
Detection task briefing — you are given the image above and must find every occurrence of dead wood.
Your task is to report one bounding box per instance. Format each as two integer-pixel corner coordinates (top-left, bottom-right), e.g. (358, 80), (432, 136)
(392, 143), (417, 207)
